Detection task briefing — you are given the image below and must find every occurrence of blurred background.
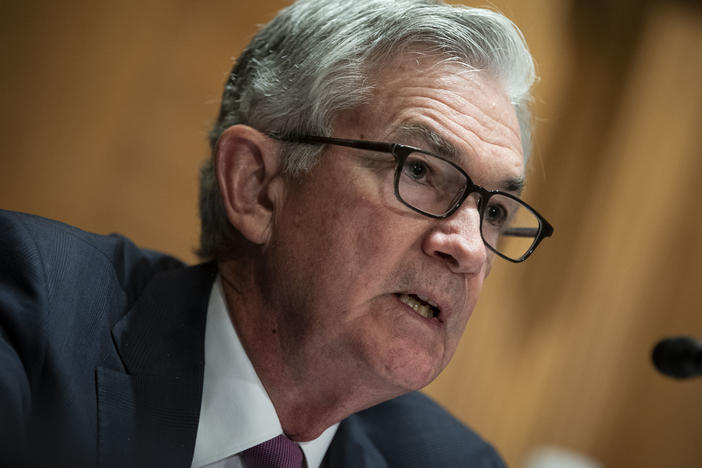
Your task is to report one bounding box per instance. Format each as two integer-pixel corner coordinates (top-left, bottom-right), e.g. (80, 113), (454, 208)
(2, 0), (701, 466)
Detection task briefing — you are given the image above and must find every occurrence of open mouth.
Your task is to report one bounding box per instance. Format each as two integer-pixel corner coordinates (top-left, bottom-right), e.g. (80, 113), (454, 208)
(396, 293), (440, 320)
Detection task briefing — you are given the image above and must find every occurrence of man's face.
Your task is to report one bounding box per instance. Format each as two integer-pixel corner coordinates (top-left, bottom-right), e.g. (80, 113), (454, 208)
(261, 55), (524, 399)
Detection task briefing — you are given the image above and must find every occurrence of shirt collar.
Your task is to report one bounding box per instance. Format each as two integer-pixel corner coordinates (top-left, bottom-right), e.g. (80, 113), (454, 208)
(192, 276), (337, 468)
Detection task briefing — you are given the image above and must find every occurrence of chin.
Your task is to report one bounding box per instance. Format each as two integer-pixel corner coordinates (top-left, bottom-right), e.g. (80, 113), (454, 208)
(378, 350), (445, 393)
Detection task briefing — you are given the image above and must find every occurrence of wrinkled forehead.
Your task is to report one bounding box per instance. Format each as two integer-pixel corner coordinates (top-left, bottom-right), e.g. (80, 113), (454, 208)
(334, 53), (525, 184)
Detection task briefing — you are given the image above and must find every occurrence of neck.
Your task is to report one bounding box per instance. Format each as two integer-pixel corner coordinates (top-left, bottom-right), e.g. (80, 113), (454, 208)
(217, 258), (404, 441)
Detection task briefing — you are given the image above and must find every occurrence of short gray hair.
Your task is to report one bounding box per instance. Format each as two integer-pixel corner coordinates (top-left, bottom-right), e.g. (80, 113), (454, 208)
(198, 0), (536, 260)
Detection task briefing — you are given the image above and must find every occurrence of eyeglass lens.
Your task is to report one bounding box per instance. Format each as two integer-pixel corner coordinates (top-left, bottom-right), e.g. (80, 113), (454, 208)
(396, 151), (541, 261)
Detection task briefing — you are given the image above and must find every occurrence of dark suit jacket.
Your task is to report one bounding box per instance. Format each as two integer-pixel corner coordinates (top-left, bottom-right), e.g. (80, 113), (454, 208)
(0, 210), (506, 467)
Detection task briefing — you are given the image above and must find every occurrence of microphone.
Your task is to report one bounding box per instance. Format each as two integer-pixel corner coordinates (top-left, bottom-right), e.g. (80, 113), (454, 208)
(652, 336), (702, 379)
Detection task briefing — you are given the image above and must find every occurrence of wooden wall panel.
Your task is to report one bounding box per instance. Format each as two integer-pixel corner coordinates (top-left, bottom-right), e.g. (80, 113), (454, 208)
(2, 1), (701, 467)
(1, 0), (289, 262)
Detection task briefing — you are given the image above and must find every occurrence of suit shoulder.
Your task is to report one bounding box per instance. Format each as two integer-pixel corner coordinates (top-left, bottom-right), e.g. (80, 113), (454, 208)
(0, 209), (184, 293)
(328, 392), (507, 467)
(0, 210), (185, 336)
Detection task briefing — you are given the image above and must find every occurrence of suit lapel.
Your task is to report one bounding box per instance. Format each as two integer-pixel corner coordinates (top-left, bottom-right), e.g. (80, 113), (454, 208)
(96, 262), (217, 467)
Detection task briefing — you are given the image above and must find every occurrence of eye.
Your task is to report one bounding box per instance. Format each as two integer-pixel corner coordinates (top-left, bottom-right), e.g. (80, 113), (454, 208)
(403, 160), (429, 181)
(484, 201), (509, 226)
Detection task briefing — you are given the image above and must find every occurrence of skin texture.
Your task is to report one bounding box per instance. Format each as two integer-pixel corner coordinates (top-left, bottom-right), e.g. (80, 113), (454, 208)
(216, 54), (524, 441)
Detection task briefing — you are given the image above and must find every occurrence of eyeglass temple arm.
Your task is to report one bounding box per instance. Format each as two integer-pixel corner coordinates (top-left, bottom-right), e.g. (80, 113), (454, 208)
(503, 222), (554, 238)
(503, 227), (538, 238)
(276, 135), (396, 153)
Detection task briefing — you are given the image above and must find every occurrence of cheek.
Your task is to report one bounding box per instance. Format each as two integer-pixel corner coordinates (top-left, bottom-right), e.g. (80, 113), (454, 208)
(271, 189), (378, 290)
(321, 200), (404, 288)
(306, 179), (407, 271)
(272, 163), (425, 306)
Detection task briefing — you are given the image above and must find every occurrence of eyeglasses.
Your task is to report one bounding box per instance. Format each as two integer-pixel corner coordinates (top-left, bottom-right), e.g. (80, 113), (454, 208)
(274, 134), (554, 262)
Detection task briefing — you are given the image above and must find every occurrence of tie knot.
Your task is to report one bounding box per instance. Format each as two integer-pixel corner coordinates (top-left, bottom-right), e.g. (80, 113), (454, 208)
(240, 434), (304, 468)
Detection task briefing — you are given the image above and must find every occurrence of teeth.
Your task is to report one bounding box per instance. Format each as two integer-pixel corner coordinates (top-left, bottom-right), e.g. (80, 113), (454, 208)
(399, 294), (434, 319)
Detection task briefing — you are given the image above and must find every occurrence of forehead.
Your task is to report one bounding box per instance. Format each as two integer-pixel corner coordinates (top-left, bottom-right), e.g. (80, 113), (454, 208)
(334, 53), (525, 186)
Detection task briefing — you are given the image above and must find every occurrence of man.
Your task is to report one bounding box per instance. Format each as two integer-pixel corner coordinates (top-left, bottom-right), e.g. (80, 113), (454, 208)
(0, 0), (553, 466)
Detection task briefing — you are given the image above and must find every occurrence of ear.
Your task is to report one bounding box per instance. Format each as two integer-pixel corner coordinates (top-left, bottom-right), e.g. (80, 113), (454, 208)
(215, 125), (283, 245)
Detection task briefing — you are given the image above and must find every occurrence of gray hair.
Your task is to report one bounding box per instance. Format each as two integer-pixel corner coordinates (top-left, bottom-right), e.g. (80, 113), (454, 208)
(198, 0), (536, 260)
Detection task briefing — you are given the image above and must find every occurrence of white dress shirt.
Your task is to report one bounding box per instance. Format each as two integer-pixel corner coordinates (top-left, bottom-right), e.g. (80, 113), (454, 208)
(191, 277), (338, 468)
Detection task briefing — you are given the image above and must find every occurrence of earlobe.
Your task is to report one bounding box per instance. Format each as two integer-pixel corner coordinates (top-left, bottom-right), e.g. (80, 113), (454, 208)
(215, 125), (283, 245)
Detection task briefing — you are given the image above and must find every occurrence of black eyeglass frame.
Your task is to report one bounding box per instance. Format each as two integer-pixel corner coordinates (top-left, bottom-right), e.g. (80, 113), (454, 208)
(273, 134), (554, 262)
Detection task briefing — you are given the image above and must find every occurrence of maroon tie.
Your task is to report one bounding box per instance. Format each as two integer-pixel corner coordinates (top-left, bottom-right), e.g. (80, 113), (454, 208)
(240, 434), (304, 468)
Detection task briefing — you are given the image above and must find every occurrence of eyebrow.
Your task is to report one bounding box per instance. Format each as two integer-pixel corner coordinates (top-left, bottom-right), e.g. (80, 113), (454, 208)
(390, 122), (525, 195)
(392, 122), (460, 162)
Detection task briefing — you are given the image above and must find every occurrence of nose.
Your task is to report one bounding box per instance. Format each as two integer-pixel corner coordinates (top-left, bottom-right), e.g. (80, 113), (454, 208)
(422, 196), (488, 275)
